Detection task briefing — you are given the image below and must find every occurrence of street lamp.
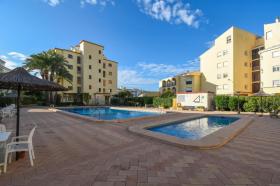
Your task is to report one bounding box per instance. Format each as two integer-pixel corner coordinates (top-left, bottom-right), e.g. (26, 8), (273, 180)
(236, 91), (241, 114)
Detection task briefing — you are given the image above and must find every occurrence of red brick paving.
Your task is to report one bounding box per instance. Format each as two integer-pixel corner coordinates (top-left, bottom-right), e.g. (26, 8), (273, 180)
(0, 108), (279, 186)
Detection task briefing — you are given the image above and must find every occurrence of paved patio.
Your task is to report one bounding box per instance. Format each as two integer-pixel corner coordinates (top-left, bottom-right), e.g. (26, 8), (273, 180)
(0, 108), (280, 186)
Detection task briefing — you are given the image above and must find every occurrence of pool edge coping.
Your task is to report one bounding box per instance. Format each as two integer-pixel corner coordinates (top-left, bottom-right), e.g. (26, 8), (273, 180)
(51, 107), (168, 123)
(128, 114), (254, 150)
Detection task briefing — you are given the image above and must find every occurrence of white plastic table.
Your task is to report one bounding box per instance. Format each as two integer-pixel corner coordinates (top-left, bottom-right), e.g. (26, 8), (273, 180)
(0, 131), (11, 172)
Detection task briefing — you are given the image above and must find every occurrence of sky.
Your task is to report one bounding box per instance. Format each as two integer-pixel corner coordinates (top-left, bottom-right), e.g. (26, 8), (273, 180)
(0, 0), (279, 91)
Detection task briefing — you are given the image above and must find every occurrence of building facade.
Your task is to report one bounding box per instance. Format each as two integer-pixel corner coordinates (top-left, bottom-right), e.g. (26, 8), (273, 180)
(54, 40), (118, 105)
(259, 18), (280, 94)
(159, 71), (202, 94)
(200, 18), (280, 95)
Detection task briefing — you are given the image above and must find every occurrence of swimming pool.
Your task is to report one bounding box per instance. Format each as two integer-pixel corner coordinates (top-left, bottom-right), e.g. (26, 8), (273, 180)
(149, 116), (239, 140)
(61, 107), (161, 120)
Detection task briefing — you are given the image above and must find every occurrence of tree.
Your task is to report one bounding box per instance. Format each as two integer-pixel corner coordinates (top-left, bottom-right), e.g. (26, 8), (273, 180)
(24, 50), (73, 104)
(160, 90), (175, 98)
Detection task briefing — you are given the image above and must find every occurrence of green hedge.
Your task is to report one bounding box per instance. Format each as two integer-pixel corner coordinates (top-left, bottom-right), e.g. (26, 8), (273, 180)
(215, 95), (280, 112)
(153, 97), (173, 108)
(110, 97), (153, 106)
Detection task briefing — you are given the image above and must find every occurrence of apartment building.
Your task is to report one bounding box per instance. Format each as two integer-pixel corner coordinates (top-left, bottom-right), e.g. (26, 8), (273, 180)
(200, 18), (280, 95)
(259, 18), (280, 94)
(54, 40), (118, 105)
(159, 71), (202, 94)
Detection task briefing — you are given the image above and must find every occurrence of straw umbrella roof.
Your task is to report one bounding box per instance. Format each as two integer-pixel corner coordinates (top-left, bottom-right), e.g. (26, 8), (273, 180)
(252, 89), (272, 97)
(0, 67), (67, 91)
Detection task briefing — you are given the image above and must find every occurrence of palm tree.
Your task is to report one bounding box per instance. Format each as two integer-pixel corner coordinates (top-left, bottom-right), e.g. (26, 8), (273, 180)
(24, 50), (73, 104)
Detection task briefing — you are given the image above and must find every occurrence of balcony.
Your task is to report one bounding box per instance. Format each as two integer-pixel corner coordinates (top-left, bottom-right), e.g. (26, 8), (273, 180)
(252, 66), (260, 71)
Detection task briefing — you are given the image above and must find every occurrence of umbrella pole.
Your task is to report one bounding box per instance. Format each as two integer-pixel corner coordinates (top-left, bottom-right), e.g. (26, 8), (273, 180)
(16, 85), (20, 160)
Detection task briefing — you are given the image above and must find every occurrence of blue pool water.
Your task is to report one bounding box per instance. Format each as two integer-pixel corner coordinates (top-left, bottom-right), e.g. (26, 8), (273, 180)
(149, 116), (239, 140)
(61, 107), (161, 120)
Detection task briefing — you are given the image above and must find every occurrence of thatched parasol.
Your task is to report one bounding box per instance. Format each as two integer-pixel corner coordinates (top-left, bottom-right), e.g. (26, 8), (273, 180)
(252, 88), (272, 116)
(0, 67), (66, 140)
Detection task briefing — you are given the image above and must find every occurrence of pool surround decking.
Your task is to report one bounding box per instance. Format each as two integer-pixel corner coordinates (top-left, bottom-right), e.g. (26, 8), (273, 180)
(0, 107), (280, 185)
(128, 114), (254, 149)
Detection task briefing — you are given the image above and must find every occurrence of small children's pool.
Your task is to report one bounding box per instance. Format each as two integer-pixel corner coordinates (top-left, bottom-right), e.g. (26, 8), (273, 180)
(61, 107), (161, 120)
(148, 116), (239, 140)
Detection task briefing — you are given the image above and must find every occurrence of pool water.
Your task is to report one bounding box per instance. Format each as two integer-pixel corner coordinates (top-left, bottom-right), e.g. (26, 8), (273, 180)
(149, 116), (239, 140)
(61, 107), (161, 120)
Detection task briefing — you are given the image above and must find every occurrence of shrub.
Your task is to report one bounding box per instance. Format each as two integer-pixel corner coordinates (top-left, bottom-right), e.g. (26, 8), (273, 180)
(228, 96), (238, 111)
(215, 95), (229, 111)
(153, 97), (173, 108)
(243, 97), (259, 112)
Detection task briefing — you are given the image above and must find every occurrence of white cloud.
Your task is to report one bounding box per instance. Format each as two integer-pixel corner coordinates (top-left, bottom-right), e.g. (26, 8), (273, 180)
(205, 40), (215, 48)
(8, 52), (28, 61)
(136, 0), (203, 28)
(45, 0), (62, 7)
(0, 55), (21, 69)
(118, 59), (200, 89)
(81, 0), (115, 7)
(118, 69), (158, 87)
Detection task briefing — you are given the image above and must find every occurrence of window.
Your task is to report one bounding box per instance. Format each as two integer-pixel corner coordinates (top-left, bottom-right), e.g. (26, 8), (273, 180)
(217, 74), (221, 79)
(89, 75), (92, 79)
(273, 80), (280, 87)
(68, 65), (73, 70)
(99, 60), (101, 64)
(103, 79), (106, 86)
(89, 55), (92, 59)
(89, 65), (92, 69)
(110, 89), (112, 93)
(108, 80), (112, 84)
(109, 72), (112, 76)
(103, 63), (106, 69)
(68, 86), (73, 90)
(99, 69), (101, 73)
(217, 63), (222, 68)
(217, 51), (222, 57)
(103, 71), (106, 78)
(99, 78), (101, 83)
(103, 88), (105, 93)
(186, 80), (192, 85)
(186, 88), (192, 92)
(273, 66), (280, 72)
(99, 88), (101, 92)
(223, 61), (229, 67)
(223, 84), (229, 90)
(272, 51), (280, 58)
(244, 62), (248, 67)
(244, 51), (248, 56)
(266, 31), (272, 40)
(77, 66), (81, 73)
(108, 63), (112, 67)
(77, 77), (81, 84)
(77, 56), (81, 64)
(226, 36), (231, 44)
(244, 73), (248, 78)
(217, 85), (222, 90)
(89, 85), (92, 89)
(99, 50), (102, 54)
(244, 85), (248, 90)
(223, 73), (228, 78)
(68, 54), (73, 59)
(223, 50), (228, 56)
(77, 87), (81, 93)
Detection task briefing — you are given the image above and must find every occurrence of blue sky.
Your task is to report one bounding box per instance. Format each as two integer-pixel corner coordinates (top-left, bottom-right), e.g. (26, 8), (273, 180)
(0, 0), (279, 91)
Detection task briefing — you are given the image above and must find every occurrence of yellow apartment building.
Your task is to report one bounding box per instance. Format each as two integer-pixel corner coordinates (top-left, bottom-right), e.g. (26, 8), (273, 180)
(159, 71), (202, 94)
(200, 18), (280, 95)
(54, 40), (118, 105)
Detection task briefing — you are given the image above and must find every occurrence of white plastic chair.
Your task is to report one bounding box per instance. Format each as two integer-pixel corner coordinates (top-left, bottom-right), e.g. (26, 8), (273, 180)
(0, 124), (6, 132)
(4, 127), (36, 173)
